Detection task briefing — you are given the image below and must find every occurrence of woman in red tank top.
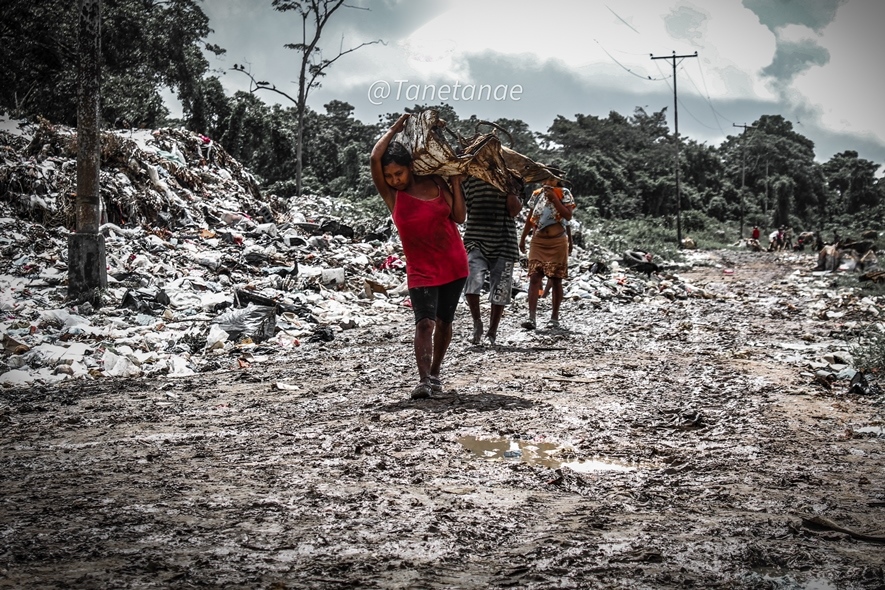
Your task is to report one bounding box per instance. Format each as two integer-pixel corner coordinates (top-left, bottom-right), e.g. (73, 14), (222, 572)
(371, 113), (469, 400)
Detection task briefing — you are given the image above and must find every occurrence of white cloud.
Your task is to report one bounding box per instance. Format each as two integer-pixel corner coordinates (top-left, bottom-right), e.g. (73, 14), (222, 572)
(392, 0), (778, 104)
(196, 0), (885, 165)
(791, 0), (885, 143)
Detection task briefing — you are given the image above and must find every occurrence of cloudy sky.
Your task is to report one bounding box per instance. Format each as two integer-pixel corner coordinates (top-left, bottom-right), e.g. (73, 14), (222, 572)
(197, 0), (884, 172)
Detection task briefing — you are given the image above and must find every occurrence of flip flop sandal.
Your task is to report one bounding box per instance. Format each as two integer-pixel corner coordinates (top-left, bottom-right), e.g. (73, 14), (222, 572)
(428, 376), (443, 392)
(521, 320), (536, 330)
(411, 381), (432, 399)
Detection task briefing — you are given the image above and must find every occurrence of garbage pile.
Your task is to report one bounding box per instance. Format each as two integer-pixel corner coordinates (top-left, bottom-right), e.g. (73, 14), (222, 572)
(1, 116), (882, 391)
(0, 117), (413, 386)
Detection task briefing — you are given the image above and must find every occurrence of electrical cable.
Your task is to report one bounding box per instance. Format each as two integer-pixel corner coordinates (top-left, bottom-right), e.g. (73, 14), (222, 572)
(606, 5), (640, 35)
(595, 39), (670, 81)
(653, 60), (725, 134)
(688, 59), (730, 135)
(679, 68), (730, 133)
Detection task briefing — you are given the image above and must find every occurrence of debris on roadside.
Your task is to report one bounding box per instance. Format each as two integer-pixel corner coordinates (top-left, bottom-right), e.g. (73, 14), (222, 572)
(1, 116), (883, 391)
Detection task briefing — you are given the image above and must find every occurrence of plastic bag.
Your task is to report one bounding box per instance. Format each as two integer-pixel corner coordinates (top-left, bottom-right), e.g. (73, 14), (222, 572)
(212, 303), (276, 343)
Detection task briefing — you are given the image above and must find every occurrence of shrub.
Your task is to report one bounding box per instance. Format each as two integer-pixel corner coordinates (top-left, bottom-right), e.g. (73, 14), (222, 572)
(851, 323), (885, 376)
(681, 210), (711, 233)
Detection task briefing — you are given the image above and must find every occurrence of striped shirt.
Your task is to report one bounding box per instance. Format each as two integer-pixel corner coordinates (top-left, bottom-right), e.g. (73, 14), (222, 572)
(462, 176), (520, 262)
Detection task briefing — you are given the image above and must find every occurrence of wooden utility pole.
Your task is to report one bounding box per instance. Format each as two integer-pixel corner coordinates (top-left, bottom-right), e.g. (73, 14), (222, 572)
(651, 50), (697, 248)
(68, 0), (107, 305)
(764, 160), (769, 215)
(733, 123), (755, 240)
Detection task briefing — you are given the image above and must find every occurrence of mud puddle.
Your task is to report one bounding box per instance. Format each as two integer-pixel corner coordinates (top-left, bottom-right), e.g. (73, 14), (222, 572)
(1, 251), (884, 589)
(458, 434), (646, 472)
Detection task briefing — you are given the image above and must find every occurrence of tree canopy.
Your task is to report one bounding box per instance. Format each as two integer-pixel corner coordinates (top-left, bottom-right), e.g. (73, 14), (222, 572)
(2, 1), (881, 235)
(1, 0), (224, 129)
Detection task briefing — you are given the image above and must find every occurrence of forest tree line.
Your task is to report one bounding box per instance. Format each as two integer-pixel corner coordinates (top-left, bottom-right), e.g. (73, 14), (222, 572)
(2, 0), (883, 237)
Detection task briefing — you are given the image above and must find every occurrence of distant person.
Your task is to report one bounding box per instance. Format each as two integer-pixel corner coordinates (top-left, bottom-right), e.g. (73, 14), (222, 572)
(751, 226), (760, 241)
(461, 175), (522, 346)
(768, 228), (781, 252)
(370, 113), (468, 399)
(519, 177), (576, 330)
(198, 134), (215, 165)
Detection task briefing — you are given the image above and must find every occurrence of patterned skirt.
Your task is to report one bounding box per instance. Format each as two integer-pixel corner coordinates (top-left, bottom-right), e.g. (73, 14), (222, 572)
(527, 232), (569, 279)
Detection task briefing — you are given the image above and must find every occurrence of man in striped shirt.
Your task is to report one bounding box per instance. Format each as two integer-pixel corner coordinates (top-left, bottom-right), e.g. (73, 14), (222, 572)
(462, 176), (523, 346)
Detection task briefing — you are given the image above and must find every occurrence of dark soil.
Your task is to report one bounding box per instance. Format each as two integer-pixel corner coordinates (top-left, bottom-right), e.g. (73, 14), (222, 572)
(2, 251), (884, 589)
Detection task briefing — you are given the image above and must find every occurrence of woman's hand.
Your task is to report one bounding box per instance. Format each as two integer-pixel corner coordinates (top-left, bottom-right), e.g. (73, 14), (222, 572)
(519, 239), (526, 254)
(391, 113), (410, 134)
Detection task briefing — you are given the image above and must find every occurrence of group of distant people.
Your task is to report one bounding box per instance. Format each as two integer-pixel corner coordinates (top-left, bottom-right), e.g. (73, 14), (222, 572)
(370, 113), (576, 400)
(750, 225), (827, 252)
(766, 226), (792, 251)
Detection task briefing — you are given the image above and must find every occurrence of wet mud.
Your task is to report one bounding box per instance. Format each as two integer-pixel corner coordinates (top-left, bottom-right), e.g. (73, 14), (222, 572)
(2, 251), (884, 589)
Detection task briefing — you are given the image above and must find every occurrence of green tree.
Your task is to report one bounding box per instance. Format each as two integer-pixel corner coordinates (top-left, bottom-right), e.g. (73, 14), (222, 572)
(304, 100), (378, 186)
(771, 175), (796, 228)
(0, 0), (224, 128)
(234, 0), (381, 197)
(822, 151), (881, 216)
(545, 107), (682, 220)
(718, 115), (827, 228)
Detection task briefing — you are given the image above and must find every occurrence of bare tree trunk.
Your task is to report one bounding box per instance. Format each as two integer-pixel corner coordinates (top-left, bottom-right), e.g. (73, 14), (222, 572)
(296, 11), (307, 198)
(68, 0), (107, 305)
(77, 0), (101, 234)
(238, 1), (379, 198)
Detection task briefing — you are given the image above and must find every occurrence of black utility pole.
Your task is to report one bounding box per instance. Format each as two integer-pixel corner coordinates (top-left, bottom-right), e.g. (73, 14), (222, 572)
(69, 0), (107, 305)
(651, 50), (697, 248)
(733, 123), (755, 240)
(764, 159), (769, 215)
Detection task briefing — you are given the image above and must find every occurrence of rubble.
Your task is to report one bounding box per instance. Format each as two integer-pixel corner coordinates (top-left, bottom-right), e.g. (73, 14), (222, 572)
(0, 117), (411, 386)
(1, 116), (883, 391)
(2, 118), (885, 589)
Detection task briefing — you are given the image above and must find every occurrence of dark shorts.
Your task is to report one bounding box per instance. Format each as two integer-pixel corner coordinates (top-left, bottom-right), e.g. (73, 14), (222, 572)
(408, 277), (467, 324)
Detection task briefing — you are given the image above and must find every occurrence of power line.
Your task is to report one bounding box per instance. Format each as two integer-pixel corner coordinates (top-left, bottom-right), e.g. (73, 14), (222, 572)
(651, 50), (698, 249)
(674, 68), (727, 132)
(686, 61), (729, 136)
(677, 68), (730, 133)
(594, 39), (670, 81)
(653, 60), (727, 134)
(606, 5), (641, 34)
(693, 60), (735, 126)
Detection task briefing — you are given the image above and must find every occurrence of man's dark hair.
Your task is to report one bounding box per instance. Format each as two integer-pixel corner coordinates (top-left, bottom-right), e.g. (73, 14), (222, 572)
(381, 141), (412, 167)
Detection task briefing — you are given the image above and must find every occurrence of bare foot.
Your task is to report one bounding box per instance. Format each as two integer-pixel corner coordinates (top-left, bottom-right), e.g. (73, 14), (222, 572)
(471, 321), (483, 345)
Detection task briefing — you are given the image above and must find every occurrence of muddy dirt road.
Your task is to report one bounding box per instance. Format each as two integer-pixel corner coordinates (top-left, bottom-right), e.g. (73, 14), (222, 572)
(2, 251), (884, 589)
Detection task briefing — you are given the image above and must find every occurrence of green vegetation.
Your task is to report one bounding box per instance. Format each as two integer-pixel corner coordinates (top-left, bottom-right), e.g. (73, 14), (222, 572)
(1, 2), (883, 236)
(851, 325), (885, 376)
(577, 213), (757, 261)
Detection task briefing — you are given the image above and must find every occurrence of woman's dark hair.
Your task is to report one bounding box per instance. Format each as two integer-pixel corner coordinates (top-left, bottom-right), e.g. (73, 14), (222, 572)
(544, 164), (573, 190)
(381, 141), (412, 167)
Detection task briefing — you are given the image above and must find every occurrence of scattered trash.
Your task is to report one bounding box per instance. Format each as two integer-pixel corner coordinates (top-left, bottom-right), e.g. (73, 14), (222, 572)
(213, 304), (277, 344)
(1, 118), (882, 393)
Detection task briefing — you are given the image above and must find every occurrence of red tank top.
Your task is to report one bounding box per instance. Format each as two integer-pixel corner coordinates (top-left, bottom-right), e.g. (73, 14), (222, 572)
(393, 188), (468, 288)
